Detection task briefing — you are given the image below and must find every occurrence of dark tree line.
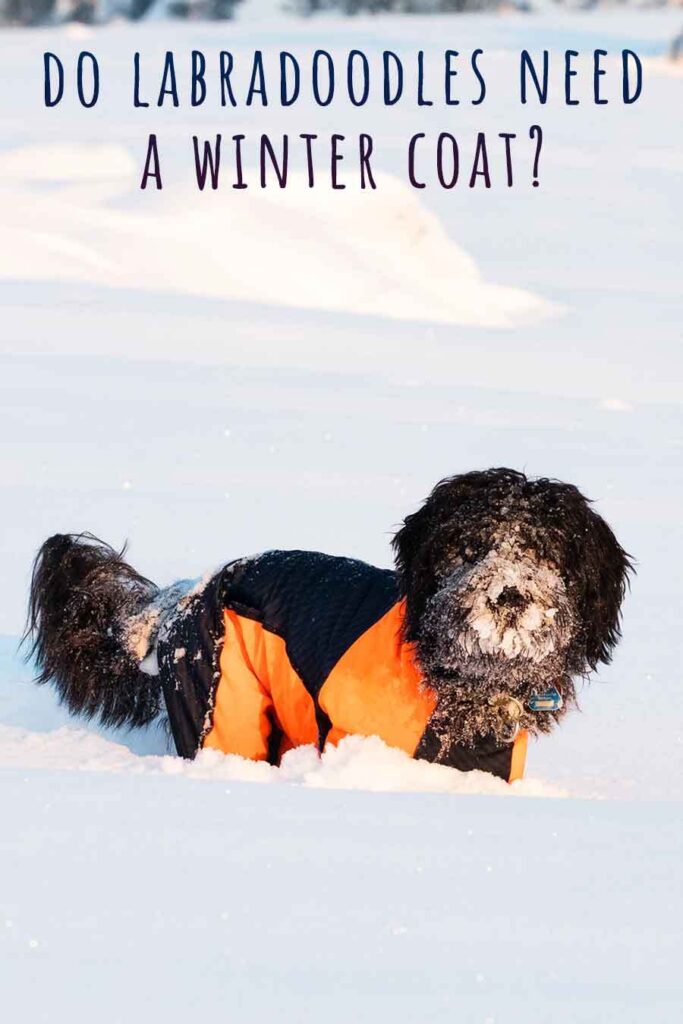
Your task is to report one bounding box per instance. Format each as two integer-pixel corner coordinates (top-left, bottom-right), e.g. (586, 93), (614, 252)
(289, 0), (501, 11)
(0, 0), (243, 25)
(0, 0), (518, 25)
(4, 0), (675, 27)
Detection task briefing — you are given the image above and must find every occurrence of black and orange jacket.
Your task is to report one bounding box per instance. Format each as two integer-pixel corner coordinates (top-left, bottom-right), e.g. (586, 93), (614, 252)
(157, 550), (527, 783)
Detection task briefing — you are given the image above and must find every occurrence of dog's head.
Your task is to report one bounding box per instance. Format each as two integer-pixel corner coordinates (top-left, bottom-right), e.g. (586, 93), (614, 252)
(393, 469), (633, 747)
(24, 533), (162, 729)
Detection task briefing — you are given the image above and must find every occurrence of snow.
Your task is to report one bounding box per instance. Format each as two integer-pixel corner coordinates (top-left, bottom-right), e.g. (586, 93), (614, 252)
(0, 643), (562, 793)
(0, 8), (682, 1022)
(449, 547), (570, 661)
(0, 721), (563, 796)
(4, 765), (681, 1024)
(0, 152), (557, 325)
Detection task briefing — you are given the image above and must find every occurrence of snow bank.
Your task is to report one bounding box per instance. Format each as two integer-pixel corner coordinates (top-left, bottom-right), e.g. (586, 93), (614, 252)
(0, 143), (136, 182)
(0, 634), (560, 797)
(0, 722), (564, 797)
(0, 145), (556, 327)
(1, 636), (562, 797)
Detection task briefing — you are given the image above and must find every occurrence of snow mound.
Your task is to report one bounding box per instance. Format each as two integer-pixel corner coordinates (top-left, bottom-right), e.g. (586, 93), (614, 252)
(0, 144), (136, 182)
(0, 638), (561, 797)
(0, 143), (558, 327)
(0, 724), (563, 798)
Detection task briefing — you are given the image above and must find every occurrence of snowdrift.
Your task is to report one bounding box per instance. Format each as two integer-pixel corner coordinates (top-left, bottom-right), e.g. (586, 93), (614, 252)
(0, 143), (557, 327)
(0, 639), (560, 797)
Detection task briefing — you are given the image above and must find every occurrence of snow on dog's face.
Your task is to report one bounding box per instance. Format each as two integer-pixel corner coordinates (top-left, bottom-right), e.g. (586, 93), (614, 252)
(417, 539), (578, 746)
(393, 469), (632, 748)
(425, 541), (573, 666)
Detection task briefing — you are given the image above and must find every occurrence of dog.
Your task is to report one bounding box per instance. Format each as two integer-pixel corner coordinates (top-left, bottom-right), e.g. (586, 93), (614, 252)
(24, 468), (632, 783)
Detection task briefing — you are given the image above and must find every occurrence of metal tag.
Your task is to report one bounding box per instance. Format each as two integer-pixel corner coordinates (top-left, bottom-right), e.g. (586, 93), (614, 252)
(527, 687), (563, 712)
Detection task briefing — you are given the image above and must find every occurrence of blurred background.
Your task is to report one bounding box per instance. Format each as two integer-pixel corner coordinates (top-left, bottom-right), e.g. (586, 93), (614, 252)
(1, 0), (682, 35)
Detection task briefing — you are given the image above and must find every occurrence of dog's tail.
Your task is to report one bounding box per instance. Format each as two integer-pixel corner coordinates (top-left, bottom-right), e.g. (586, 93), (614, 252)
(24, 533), (162, 728)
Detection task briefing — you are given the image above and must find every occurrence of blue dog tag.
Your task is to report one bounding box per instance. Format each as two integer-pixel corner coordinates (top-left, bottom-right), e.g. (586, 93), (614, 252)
(527, 687), (563, 712)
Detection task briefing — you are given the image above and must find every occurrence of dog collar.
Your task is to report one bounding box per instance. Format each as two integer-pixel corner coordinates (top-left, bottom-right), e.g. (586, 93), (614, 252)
(489, 686), (563, 743)
(488, 694), (524, 741)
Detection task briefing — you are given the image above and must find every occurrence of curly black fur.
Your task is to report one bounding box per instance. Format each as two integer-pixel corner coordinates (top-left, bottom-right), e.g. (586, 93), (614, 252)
(393, 468), (633, 752)
(24, 533), (163, 729)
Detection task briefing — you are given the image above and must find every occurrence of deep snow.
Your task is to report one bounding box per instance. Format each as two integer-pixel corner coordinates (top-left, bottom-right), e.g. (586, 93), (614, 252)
(0, 9), (682, 1022)
(3, 768), (683, 1024)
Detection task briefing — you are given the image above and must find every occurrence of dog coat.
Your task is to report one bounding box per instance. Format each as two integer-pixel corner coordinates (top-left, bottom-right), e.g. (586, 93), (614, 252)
(156, 550), (527, 783)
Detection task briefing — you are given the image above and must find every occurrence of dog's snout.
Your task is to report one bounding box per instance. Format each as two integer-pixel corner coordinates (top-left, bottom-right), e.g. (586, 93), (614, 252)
(494, 586), (527, 611)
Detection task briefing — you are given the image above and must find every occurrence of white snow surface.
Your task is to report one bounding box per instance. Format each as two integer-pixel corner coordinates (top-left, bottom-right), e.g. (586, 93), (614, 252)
(1, 10), (682, 1022)
(0, 153), (557, 326)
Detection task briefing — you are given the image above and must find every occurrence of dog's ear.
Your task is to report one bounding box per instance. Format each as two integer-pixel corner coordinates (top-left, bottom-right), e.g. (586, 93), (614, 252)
(392, 500), (429, 586)
(570, 505), (634, 670)
(393, 474), (460, 634)
(392, 501), (430, 641)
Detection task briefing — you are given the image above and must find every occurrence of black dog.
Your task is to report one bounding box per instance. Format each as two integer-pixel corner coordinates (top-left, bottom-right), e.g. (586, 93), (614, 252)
(394, 469), (632, 758)
(25, 469), (632, 781)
